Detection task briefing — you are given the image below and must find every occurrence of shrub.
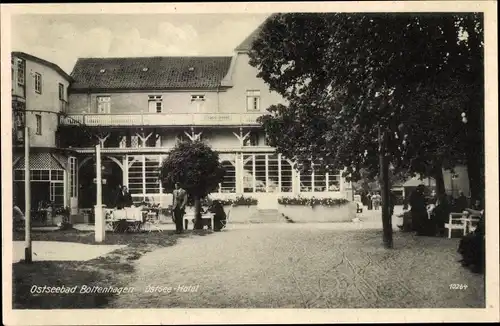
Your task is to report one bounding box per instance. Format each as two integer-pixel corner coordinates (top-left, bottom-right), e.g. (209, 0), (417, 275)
(54, 206), (72, 230)
(159, 140), (225, 229)
(278, 196), (349, 207)
(218, 195), (258, 207)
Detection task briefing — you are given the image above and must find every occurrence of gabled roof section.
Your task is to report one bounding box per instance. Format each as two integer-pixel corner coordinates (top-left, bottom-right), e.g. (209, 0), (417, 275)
(70, 56), (233, 91)
(234, 14), (277, 53)
(12, 51), (73, 82)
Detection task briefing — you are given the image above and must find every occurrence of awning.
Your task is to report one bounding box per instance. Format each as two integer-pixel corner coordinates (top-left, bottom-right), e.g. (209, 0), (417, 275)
(14, 152), (65, 170)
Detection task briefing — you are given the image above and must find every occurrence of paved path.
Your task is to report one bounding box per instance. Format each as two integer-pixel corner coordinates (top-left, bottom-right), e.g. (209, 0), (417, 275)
(109, 223), (484, 309)
(12, 241), (126, 262)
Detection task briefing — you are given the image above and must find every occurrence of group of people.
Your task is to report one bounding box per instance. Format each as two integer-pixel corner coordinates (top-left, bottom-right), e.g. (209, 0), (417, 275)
(399, 184), (485, 273)
(366, 192), (382, 210)
(171, 183), (227, 234)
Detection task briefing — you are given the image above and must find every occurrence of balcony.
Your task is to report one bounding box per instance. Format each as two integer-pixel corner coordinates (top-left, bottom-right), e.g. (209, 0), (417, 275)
(59, 112), (265, 127)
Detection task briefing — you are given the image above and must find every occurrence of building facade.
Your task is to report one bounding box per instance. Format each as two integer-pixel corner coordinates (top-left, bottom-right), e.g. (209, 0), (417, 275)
(12, 51), (72, 212)
(12, 28), (351, 219)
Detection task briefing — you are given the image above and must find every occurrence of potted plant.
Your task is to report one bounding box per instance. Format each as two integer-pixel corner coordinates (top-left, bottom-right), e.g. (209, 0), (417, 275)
(54, 206), (73, 230)
(277, 195), (355, 222)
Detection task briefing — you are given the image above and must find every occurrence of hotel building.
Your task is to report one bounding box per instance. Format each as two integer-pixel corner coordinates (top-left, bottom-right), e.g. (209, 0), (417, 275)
(12, 27), (351, 220)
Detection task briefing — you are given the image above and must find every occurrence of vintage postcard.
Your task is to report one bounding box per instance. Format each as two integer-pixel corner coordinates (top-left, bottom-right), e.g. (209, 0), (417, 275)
(1, 2), (498, 325)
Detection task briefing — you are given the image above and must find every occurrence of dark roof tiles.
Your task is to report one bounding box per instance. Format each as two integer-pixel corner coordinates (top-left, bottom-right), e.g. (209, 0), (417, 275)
(70, 56), (232, 91)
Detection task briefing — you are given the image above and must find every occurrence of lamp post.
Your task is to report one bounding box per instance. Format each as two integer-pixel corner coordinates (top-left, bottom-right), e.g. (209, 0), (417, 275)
(24, 126), (32, 263)
(94, 144), (105, 242)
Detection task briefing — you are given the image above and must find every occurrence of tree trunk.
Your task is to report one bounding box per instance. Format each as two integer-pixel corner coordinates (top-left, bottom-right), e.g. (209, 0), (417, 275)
(379, 127), (393, 249)
(466, 137), (484, 202)
(193, 196), (203, 230)
(433, 163), (446, 196)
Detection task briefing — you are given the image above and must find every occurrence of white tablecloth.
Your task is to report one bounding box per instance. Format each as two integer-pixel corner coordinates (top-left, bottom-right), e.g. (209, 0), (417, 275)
(112, 207), (143, 221)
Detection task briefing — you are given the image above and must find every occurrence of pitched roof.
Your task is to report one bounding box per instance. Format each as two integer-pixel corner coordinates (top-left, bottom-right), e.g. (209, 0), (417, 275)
(12, 51), (73, 82)
(234, 14), (277, 53)
(69, 56), (233, 91)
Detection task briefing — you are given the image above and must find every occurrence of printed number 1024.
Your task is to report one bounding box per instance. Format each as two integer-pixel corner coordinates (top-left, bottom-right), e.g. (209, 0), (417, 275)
(450, 284), (468, 290)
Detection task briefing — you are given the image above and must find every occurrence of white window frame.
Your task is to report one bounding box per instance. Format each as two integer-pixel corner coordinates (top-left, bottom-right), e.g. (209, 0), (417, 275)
(17, 58), (25, 86)
(58, 83), (65, 100)
(246, 90), (261, 111)
(148, 95), (163, 113)
(190, 94), (205, 102)
(34, 72), (42, 94)
(96, 96), (111, 114)
(35, 114), (42, 135)
(68, 157), (77, 198)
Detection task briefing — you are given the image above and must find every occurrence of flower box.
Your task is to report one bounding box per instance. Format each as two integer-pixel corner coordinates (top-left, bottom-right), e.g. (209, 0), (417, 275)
(215, 195), (259, 223)
(222, 205), (259, 223)
(277, 196), (356, 222)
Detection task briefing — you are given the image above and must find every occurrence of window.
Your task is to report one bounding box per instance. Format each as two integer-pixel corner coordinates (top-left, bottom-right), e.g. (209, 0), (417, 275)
(34, 73), (42, 93)
(148, 95), (163, 113)
(35, 114), (42, 135)
(68, 157), (77, 197)
(58, 83), (65, 100)
(17, 58), (25, 86)
(96, 96), (111, 114)
(50, 182), (65, 207)
(246, 90), (261, 111)
(191, 94), (205, 102)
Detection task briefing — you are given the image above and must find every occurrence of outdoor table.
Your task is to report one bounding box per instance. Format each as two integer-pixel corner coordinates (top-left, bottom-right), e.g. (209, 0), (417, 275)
(183, 212), (214, 230)
(108, 207), (144, 233)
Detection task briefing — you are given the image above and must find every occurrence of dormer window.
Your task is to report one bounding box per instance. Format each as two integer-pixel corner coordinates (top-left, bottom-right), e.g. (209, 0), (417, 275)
(148, 95), (163, 113)
(191, 94), (205, 102)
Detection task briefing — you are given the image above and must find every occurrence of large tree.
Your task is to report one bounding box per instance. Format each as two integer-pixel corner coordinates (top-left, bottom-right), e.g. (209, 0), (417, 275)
(159, 140), (225, 229)
(249, 13), (484, 200)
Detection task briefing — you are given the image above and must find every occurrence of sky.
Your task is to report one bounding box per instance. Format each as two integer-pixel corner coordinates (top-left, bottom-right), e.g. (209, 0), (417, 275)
(11, 14), (269, 74)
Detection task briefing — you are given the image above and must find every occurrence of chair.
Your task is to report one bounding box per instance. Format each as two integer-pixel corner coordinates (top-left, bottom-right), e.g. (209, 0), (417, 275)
(142, 210), (162, 233)
(445, 213), (469, 238)
(105, 209), (117, 232)
(221, 209), (231, 230)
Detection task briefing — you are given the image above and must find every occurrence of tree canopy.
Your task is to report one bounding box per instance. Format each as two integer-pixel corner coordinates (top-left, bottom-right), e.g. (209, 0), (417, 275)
(249, 13), (484, 198)
(159, 140), (225, 199)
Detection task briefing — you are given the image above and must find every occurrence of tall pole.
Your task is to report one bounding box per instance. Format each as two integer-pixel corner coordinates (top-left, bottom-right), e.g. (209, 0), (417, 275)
(379, 125), (393, 249)
(95, 144), (105, 242)
(24, 126), (32, 263)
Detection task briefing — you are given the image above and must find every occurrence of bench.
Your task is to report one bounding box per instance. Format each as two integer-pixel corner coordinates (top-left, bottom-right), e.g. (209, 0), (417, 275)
(445, 213), (481, 238)
(183, 212), (214, 230)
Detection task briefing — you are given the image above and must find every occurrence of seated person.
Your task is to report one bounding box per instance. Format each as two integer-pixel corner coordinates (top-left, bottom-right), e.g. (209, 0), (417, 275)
(457, 207), (485, 273)
(208, 200), (227, 231)
(430, 193), (451, 237)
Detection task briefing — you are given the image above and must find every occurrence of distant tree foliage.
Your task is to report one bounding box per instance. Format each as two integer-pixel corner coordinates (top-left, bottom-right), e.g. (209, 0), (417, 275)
(249, 13), (484, 199)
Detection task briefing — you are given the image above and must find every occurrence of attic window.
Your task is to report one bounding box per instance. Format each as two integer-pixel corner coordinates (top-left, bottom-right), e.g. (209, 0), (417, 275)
(142, 67), (149, 72)
(99, 69), (106, 73)
(191, 94), (205, 102)
(188, 67), (195, 72)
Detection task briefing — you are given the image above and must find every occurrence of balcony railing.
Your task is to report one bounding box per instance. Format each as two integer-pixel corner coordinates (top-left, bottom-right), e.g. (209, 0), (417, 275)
(59, 112), (265, 127)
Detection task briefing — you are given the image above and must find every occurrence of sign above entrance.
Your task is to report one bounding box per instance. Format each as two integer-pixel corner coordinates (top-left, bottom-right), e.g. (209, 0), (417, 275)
(93, 178), (107, 184)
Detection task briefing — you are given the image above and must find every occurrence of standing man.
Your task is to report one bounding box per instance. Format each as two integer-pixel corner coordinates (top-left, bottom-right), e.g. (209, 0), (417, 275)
(116, 185), (133, 209)
(172, 182), (188, 234)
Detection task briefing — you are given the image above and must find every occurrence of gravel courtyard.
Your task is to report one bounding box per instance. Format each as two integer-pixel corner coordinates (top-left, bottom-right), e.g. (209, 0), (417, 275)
(108, 223), (485, 309)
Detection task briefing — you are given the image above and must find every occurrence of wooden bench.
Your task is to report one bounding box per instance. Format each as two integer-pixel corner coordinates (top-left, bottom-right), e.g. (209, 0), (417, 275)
(445, 213), (481, 238)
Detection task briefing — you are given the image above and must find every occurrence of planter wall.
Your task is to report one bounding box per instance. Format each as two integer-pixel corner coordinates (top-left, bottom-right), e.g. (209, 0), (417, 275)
(223, 205), (259, 223)
(278, 202), (356, 223)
